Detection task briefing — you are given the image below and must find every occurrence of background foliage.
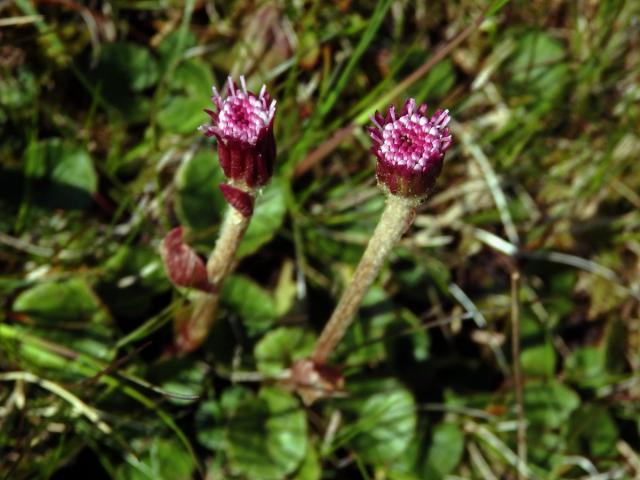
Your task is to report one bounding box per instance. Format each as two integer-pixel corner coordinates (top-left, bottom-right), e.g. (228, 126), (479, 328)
(1, 0), (640, 478)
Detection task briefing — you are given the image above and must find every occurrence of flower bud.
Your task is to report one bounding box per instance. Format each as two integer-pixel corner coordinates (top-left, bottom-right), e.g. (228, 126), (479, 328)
(368, 99), (452, 199)
(199, 76), (277, 188)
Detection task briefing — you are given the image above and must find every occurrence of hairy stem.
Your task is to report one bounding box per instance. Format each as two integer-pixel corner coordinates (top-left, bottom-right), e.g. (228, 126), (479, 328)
(206, 205), (252, 285)
(311, 194), (418, 364)
(176, 291), (221, 353)
(178, 200), (253, 353)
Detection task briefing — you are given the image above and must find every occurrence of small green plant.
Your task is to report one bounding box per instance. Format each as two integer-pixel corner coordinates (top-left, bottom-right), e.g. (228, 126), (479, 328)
(290, 100), (452, 403)
(161, 76), (277, 353)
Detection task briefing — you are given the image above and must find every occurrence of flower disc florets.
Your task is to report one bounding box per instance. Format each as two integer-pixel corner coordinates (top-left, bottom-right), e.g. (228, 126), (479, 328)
(368, 98), (452, 198)
(199, 76), (277, 188)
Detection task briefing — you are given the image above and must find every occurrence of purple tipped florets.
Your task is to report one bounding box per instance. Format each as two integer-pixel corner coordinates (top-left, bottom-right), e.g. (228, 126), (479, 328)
(368, 99), (452, 198)
(199, 76), (277, 189)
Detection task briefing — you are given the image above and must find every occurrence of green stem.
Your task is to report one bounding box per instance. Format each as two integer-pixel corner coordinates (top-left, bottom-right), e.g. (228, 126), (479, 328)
(311, 194), (418, 364)
(206, 205), (252, 285)
(178, 199), (253, 353)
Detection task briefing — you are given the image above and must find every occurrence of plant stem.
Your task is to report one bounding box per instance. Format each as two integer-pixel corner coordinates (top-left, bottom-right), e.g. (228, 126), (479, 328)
(511, 271), (527, 478)
(207, 205), (252, 285)
(176, 291), (221, 353)
(311, 194), (419, 364)
(177, 200), (253, 353)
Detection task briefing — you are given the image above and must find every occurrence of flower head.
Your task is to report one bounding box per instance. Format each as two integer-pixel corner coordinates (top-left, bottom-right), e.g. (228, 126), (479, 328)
(199, 76), (277, 188)
(368, 99), (452, 198)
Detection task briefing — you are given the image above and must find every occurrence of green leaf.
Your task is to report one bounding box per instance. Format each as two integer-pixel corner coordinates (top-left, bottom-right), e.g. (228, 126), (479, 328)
(0, 66), (38, 111)
(518, 311), (556, 377)
(343, 286), (396, 366)
(116, 438), (194, 480)
(221, 275), (277, 336)
(487, 0), (511, 16)
(175, 150), (226, 230)
(254, 327), (316, 376)
(195, 386), (253, 452)
(237, 179), (287, 258)
(523, 380), (580, 429)
(97, 42), (159, 91)
(157, 97), (207, 134)
(195, 400), (224, 451)
(389, 419), (464, 480)
(386, 308), (431, 365)
(12, 280), (115, 363)
(416, 59), (456, 101)
(565, 346), (608, 388)
(90, 42), (159, 121)
(604, 317), (628, 374)
(13, 278), (101, 323)
(528, 431), (566, 470)
(567, 404), (618, 458)
(99, 245), (171, 320)
(157, 30), (197, 70)
(153, 359), (208, 406)
(341, 379), (417, 465)
(273, 260), (297, 316)
(520, 340), (557, 377)
(157, 59), (213, 134)
(293, 442), (321, 480)
(25, 138), (98, 209)
(505, 29), (569, 101)
(226, 387), (307, 480)
(422, 422), (465, 479)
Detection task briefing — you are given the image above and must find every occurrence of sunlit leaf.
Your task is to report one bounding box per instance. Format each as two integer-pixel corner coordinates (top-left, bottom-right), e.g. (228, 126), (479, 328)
(254, 327), (315, 376)
(340, 379), (417, 465)
(237, 179), (287, 258)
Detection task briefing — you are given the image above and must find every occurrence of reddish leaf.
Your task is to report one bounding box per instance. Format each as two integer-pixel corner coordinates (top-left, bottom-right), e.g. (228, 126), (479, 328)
(160, 227), (214, 293)
(219, 183), (254, 216)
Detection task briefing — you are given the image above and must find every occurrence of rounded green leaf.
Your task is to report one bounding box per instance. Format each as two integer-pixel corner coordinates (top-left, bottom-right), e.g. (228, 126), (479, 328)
(567, 404), (618, 457)
(237, 179), (287, 258)
(195, 400), (224, 451)
(25, 139), (98, 209)
(565, 346), (609, 388)
(343, 380), (417, 465)
(196, 386), (253, 452)
(116, 438), (194, 480)
(94, 42), (159, 91)
(100, 245), (170, 320)
(293, 442), (321, 480)
(254, 327), (316, 376)
(90, 42), (159, 121)
(521, 340), (557, 377)
(0, 67), (38, 110)
(422, 422), (465, 479)
(13, 278), (100, 323)
(157, 59), (214, 134)
(12, 279), (114, 363)
(226, 387), (307, 480)
(175, 150), (226, 230)
(154, 359), (208, 406)
(505, 29), (569, 100)
(523, 380), (580, 429)
(221, 275), (277, 336)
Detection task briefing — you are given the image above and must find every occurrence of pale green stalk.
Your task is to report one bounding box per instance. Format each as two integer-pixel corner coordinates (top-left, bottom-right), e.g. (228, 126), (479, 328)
(311, 194), (419, 364)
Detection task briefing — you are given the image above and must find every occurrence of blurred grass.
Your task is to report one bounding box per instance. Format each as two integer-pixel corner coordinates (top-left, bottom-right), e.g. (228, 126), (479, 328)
(1, 0), (640, 479)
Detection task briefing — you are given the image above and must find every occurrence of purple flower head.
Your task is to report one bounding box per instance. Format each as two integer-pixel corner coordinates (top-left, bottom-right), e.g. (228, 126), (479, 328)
(199, 76), (277, 188)
(368, 98), (452, 198)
